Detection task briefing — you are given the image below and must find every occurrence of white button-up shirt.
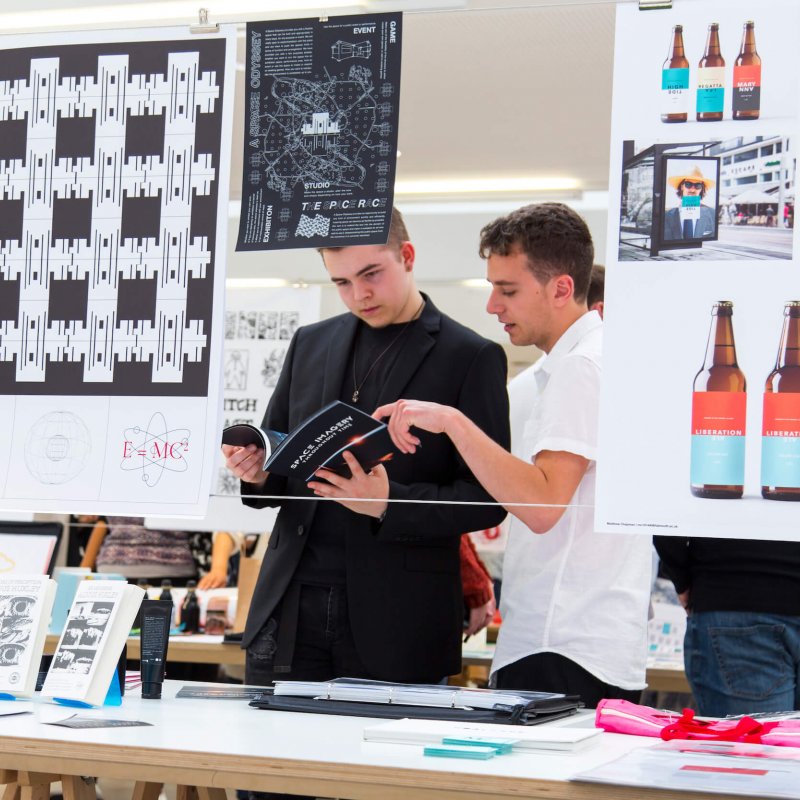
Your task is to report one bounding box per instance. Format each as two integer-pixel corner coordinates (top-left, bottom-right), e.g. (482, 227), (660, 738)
(492, 311), (651, 690)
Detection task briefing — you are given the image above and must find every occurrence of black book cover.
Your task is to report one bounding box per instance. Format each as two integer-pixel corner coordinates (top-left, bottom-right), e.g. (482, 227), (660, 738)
(221, 400), (395, 482)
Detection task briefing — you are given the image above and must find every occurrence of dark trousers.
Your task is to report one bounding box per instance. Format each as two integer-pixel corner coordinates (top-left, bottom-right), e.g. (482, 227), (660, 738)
(243, 583), (374, 800)
(494, 651), (642, 709)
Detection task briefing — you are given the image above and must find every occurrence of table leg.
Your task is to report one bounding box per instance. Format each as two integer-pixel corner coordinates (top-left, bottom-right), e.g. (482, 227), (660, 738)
(176, 786), (198, 800)
(196, 789), (226, 800)
(16, 772), (58, 800)
(1, 782), (20, 800)
(62, 776), (96, 800)
(132, 783), (163, 800)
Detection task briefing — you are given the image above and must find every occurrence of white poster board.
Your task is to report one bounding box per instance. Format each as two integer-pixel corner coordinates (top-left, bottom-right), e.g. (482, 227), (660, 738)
(597, 0), (800, 539)
(0, 27), (236, 518)
(147, 285), (321, 533)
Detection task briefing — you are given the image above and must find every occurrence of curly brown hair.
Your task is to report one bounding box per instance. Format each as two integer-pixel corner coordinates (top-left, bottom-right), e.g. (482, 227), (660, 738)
(479, 203), (594, 302)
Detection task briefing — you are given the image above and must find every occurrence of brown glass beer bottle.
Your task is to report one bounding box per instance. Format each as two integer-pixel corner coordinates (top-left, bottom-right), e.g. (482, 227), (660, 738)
(761, 302), (800, 500)
(690, 302), (746, 498)
(733, 21), (761, 120)
(696, 23), (725, 122)
(661, 25), (689, 123)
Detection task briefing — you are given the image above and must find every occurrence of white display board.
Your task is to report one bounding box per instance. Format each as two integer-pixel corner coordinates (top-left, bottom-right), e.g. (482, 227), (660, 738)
(148, 285), (321, 533)
(0, 26), (237, 518)
(597, 0), (800, 539)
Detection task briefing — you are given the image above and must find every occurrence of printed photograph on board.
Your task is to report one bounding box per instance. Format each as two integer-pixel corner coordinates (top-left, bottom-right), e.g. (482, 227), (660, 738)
(618, 136), (793, 261)
(613, 2), (798, 129)
(598, 0), (800, 540)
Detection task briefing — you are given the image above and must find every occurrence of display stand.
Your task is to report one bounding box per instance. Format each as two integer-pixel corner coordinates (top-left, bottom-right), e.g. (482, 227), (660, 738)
(52, 668), (122, 708)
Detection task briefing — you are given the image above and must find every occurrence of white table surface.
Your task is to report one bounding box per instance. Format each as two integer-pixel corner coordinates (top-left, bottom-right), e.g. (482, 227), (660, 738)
(0, 681), (725, 800)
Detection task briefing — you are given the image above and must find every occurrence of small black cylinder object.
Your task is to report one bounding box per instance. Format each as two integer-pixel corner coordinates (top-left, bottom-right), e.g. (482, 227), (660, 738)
(180, 580), (201, 634)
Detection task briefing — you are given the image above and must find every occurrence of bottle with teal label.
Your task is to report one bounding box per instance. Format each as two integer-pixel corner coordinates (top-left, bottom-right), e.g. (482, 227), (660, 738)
(762, 302), (800, 500)
(662, 25), (689, 123)
(691, 302), (746, 499)
(697, 23), (725, 122)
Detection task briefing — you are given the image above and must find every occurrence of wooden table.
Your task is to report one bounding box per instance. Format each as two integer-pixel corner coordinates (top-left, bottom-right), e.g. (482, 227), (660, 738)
(45, 634), (245, 666)
(0, 682), (736, 800)
(45, 636), (691, 693)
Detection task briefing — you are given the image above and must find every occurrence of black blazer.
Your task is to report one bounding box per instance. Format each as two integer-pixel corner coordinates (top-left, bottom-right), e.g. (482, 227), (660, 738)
(242, 298), (510, 682)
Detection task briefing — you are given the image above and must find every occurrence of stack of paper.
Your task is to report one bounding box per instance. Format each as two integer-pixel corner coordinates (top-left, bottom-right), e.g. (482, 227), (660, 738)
(363, 717), (602, 752)
(272, 677), (567, 711)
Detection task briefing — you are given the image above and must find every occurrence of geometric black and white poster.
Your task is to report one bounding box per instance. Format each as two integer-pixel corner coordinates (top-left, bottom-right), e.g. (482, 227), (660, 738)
(237, 13), (402, 251)
(0, 27), (235, 517)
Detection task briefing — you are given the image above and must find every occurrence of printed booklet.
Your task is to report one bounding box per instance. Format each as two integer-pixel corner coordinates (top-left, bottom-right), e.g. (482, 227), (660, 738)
(0, 575), (56, 698)
(221, 400), (395, 482)
(41, 580), (144, 707)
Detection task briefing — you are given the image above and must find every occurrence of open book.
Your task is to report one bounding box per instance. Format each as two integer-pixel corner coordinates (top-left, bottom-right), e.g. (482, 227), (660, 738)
(222, 400), (395, 482)
(0, 575), (56, 698)
(41, 580), (144, 707)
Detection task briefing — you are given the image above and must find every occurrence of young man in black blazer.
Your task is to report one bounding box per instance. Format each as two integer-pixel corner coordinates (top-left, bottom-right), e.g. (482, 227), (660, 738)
(222, 208), (509, 696)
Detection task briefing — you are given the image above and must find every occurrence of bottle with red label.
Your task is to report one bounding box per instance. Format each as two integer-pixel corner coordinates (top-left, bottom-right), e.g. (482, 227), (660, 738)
(761, 302), (800, 500)
(690, 301), (747, 498)
(733, 20), (761, 121)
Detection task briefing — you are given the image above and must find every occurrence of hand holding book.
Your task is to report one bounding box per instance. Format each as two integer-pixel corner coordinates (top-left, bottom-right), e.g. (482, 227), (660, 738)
(221, 401), (396, 484)
(308, 449), (389, 519)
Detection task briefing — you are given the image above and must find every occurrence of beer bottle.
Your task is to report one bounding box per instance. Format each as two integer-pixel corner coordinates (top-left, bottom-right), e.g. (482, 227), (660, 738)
(696, 23), (725, 122)
(690, 301), (746, 498)
(761, 302), (800, 500)
(661, 25), (689, 123)
(733, 21), (761, 120)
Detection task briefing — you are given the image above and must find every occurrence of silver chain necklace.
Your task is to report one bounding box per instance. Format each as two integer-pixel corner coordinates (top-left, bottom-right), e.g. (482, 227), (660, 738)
(351, 298), (425, 403)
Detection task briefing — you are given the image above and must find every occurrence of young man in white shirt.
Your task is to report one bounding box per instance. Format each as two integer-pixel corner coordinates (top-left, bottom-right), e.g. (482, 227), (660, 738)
(376, 203), (652, 707)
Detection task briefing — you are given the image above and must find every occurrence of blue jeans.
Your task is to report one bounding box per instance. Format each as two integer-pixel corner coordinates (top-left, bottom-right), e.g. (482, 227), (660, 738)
(684, 611), (800, 717)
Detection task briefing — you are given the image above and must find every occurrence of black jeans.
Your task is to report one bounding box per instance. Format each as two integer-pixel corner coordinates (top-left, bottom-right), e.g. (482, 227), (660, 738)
(243, 583), (374, 800)
(494, 651), (641, 709)
(246, 583), (373, 686)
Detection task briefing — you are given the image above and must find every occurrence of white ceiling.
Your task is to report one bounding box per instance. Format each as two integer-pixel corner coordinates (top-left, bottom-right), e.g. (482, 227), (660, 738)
(1, 0), (621, 194)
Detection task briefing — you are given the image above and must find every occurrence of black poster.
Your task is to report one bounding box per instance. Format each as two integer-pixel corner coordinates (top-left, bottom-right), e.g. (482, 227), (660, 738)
(0, 39), (227, 397)
(237, 13), (402, 251)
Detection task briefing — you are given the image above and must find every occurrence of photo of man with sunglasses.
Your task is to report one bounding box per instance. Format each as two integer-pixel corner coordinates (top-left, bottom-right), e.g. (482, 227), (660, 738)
(663, 163), (717, 241)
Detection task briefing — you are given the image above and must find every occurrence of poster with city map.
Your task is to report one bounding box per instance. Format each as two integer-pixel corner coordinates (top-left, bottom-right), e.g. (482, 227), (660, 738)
(0, 27), (236, 517)
(237, 13), (402, 251)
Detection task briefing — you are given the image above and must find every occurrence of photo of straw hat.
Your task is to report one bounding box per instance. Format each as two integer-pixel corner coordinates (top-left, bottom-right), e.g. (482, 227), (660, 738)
(667, 165), (716, 191)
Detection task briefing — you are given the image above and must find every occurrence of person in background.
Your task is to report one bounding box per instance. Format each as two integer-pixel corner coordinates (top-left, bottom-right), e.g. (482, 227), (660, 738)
(376, 203), (652, 707)
(587, 264), (605, 319)
(81, 516), (200, 586)
(461, 535), (495, 637)
(198, 531), (243, 589)
(654, 536), (800, 716)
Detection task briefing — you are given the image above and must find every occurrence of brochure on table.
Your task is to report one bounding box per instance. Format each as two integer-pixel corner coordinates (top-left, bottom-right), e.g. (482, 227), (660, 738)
(597, 0), (800, 539)
(574, 739), (800, 799)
